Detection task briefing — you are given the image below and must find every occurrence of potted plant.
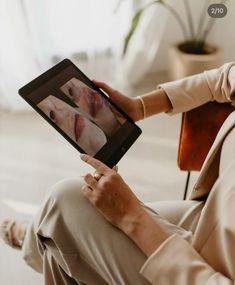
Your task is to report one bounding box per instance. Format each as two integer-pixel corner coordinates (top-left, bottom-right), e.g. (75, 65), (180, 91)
(122, 0), (227, 80)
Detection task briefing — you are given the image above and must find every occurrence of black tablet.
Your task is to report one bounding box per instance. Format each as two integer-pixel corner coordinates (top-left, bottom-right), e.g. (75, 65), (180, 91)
(18, 59), (142, 167)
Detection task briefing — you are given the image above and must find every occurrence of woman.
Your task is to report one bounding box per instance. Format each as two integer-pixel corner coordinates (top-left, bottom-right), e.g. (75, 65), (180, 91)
(1, 62), (235, 285)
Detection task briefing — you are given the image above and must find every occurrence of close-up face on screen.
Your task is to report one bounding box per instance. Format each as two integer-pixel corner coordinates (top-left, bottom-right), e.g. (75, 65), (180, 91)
(36, 77), (127, 156)
(37, 94), (107, 156)
(60, 77), (126, 136)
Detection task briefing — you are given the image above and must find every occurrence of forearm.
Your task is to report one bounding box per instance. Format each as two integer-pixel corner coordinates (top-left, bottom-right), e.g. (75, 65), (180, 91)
(120, 209), (234, 285)
(120, 210), (167, 257)
(137, 62), (235, 119)
(159, 62), (235, 115)
(136, 88), (172, 120)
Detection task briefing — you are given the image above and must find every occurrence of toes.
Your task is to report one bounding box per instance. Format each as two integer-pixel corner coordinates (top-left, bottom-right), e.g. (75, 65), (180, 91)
(0, 219), (28, 249)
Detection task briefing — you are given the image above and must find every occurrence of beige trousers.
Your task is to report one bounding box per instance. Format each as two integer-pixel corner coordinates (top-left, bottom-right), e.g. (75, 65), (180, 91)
(20, 121), (235, 285)
(22, 179), (204, 285)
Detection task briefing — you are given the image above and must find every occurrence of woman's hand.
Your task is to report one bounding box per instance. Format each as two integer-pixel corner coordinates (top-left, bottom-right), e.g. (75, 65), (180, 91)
(80, 154), (145, 231)
(80, 154), (167, 256)
(93, 80), (143, 122)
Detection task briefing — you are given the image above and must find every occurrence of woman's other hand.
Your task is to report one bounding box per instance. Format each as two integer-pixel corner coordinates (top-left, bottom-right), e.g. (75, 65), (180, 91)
(80, 154), (145, 231)
(92, 80), (143, 122)
(80, 154), (167, 257)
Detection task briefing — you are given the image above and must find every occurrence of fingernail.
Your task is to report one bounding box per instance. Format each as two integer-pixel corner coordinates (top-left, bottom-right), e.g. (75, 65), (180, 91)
(80, 154), (86, 159)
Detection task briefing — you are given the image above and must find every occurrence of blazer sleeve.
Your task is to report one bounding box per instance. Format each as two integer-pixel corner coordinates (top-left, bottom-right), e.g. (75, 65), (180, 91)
(159, 62), (235, 115)
(139, 234), (234, 285)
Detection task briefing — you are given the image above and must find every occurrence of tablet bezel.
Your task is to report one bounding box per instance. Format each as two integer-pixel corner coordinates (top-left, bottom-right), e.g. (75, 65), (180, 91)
(18, 59), (142, 167)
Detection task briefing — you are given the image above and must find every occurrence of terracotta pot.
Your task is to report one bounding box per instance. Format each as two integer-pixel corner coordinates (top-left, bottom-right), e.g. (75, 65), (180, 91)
(168, 43), (221, 80)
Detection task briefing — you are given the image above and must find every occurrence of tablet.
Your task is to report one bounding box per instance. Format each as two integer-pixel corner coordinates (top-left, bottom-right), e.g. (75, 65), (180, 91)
(18, 59), (142, 167)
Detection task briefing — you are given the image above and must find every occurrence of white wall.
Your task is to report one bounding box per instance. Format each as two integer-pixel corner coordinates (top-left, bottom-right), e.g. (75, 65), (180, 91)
(118, 0), (235, 90)
(154, 0), (235, 70)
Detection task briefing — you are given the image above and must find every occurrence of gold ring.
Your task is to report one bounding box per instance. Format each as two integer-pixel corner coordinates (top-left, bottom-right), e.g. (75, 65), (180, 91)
(93, 173), (103, 181)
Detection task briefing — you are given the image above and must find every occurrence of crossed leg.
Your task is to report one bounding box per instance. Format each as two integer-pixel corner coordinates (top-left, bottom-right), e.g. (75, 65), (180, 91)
(22, 178), (204, 285)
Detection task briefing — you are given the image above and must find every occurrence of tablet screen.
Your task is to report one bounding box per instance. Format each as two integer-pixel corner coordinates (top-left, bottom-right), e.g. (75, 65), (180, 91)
(19, 59), (141, 167)
(37, 77), (126, 156)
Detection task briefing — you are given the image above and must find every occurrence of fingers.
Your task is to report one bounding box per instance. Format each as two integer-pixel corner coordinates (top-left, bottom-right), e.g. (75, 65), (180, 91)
(80, 154), (111, 175)
(83, 173), (98, 188)
(81, 184), (93, 199)
(112, 165), (118, 172)
(81, 173), (97, 201)
(92, 80), (117, 97)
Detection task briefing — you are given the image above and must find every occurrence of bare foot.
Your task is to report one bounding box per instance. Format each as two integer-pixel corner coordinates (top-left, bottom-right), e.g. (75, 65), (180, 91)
(0, 219), (28, 249)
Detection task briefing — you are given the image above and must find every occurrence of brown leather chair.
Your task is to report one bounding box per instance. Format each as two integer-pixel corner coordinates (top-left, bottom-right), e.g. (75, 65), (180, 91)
(177, 101), (235, 199)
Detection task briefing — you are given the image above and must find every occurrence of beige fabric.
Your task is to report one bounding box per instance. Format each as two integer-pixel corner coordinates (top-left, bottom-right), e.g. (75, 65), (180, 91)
(140, 63), (235, 284)
(22, 180), (202, 285)
(22, 62), (235, 284)
(141, 127), (235, 285)
(160, 62), (235, 115)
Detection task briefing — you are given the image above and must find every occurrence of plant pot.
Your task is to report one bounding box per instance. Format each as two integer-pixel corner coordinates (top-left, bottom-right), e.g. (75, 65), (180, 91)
(168, 43), (221, 80)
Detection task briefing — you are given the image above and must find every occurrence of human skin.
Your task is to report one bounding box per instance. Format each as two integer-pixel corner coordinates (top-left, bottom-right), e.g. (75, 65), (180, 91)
(81, 81), (172, 257)
(37, 83), (172, 257)
(37, 95), (107, 156)
(61, 78), (123, 136)
(93, 80), (172, 121)
(2, 81), (172, 256)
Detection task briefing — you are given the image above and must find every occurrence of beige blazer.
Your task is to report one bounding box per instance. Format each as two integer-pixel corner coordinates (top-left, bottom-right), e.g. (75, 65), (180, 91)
(140, 63), (235, 284)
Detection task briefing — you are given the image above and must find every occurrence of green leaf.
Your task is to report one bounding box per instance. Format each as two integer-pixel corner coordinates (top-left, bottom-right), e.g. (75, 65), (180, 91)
(122, 1), (164, 57)
(122, 8), (143, 57)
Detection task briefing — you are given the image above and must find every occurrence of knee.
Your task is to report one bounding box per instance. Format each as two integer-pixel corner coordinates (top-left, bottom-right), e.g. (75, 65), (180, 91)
(34, 178), (95, 240)
(47, 178), (86, 208)
(45, 178), (97, 221)
(45, 178), (105, 230)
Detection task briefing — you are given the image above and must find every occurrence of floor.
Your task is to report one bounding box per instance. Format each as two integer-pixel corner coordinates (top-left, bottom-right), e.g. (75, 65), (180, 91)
(0, 109), (198, 284)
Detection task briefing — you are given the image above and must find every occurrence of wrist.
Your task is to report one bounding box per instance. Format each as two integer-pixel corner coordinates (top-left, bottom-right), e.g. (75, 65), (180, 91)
(120, 209), (167, 257)
(135, 88), (172, 120)
(120, 208), (147, 235)
(134, 96), (146, 121)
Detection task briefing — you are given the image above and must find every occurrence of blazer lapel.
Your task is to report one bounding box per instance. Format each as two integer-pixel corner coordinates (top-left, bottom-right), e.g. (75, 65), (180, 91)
(189, 111), (235, 200)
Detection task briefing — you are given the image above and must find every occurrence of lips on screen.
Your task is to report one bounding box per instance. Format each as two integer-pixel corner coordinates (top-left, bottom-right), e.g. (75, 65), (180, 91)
(37, 77), (127, 156)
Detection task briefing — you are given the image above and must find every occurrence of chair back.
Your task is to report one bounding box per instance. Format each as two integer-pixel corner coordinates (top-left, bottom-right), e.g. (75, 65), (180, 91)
(178, 102), (235, 171)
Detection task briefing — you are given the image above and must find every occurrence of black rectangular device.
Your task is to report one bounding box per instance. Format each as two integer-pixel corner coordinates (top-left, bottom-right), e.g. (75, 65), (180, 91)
(18, 59), (142, 167)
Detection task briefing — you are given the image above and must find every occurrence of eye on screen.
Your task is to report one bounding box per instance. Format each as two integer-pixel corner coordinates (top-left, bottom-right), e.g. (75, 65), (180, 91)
(36, 77), (126, 156)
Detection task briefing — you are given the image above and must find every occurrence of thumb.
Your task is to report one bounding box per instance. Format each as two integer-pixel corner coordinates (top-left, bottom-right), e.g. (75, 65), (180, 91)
(92, 80), (117, 99)
(112, 165), (118, 172)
